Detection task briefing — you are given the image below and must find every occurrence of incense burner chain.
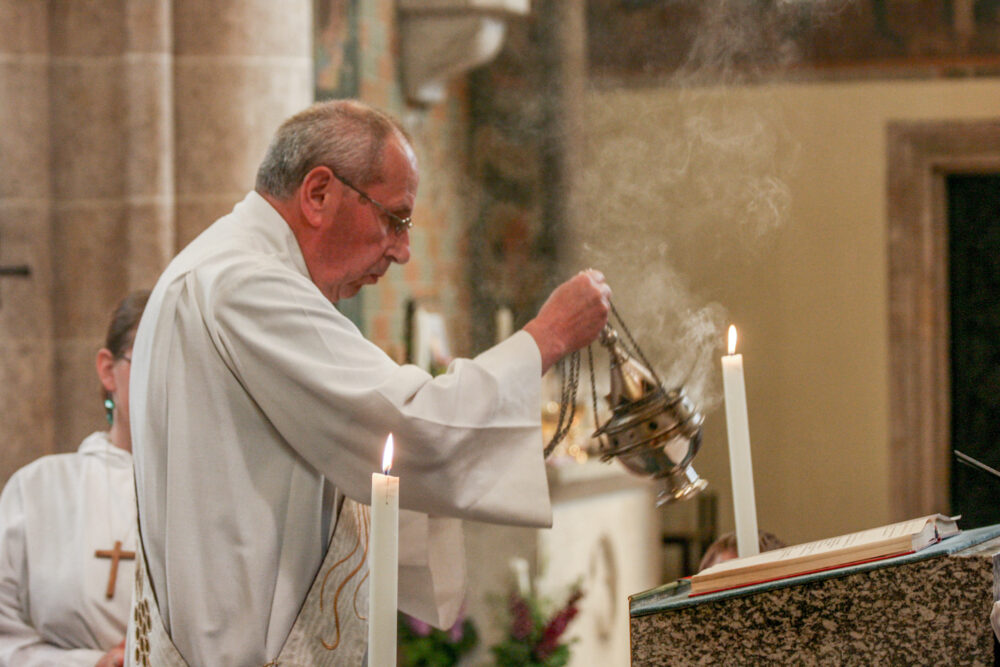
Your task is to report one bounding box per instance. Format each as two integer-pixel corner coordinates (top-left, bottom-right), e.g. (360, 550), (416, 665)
(546, 303), (707, 506)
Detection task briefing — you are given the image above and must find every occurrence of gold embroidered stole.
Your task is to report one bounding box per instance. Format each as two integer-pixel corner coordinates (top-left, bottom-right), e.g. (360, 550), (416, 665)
(127, 498), (372, 666)
(276, 498), (371, 664)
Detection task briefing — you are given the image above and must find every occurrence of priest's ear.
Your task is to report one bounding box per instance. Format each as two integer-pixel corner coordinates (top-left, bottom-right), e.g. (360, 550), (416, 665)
(298, 165), (341, 229)
(96, 348), (117, 394)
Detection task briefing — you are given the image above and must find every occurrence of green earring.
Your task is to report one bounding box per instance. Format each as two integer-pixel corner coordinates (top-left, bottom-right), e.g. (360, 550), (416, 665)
(104, 397), (114, 425)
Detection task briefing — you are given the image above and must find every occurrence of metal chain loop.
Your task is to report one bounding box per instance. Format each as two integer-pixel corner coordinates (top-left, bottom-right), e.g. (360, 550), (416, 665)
(587, 344), (606, 450)
(544, 350), (580, 457)
(608, 300), (665, 388)
(543, 299), (651, 458)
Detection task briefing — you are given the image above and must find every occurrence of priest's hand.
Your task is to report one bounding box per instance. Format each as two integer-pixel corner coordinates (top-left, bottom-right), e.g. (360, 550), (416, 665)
(95, 640), (125, 667)
(523, 269), (611, 373)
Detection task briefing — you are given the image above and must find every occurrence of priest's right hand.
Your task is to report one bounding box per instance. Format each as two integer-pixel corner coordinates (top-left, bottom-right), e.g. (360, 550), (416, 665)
(523, 269), (611, 374)
(95, 640), (125, 667)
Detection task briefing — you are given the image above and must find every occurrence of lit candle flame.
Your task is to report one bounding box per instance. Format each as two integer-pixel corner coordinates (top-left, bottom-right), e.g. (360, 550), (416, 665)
(728, 325), (738, 355)
(382, 434), (394, 474)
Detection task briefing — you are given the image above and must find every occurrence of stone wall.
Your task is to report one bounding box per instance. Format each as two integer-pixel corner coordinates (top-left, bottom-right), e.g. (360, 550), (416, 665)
(0, 0), (312, 482)
(0, 0), (56, 480)
(0, 0), (478, 484)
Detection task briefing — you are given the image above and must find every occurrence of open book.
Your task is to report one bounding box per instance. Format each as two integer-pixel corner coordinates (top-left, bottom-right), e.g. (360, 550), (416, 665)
(689, 514), (960, 595)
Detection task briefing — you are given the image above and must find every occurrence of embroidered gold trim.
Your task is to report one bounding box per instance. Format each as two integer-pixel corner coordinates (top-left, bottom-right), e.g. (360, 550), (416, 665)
(318, 502), (371, 650)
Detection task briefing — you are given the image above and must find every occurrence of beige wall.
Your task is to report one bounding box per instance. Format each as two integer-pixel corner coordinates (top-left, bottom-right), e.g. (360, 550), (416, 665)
(578, 78), (1000, 546)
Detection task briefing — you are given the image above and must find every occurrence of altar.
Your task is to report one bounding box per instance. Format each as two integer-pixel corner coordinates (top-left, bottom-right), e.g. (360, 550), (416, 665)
(463, 460), (664, 667)
(629, 525), (1000, 665)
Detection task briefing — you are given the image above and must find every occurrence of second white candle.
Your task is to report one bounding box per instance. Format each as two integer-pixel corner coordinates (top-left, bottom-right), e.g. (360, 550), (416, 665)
(721, 325), (760, 559)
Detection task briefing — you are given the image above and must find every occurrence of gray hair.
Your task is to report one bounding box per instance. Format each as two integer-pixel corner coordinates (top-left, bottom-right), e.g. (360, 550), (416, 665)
(255, 100), (411, 200)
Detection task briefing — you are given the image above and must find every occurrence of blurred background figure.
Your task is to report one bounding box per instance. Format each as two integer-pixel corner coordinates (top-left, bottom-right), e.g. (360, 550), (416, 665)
(698, 530), (787, 572)
(0, 291), (149, 667)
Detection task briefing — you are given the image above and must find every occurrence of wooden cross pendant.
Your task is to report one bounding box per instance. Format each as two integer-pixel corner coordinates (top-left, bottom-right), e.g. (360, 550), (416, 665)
(95, 540), (136, 599)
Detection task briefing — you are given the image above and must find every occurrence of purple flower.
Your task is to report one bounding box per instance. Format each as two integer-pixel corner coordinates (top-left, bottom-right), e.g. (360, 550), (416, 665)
(448, 618), (464, 643)
(405, 615), (433, 637)
(508, 592), (534, 641)
(533, 588), (583, 660)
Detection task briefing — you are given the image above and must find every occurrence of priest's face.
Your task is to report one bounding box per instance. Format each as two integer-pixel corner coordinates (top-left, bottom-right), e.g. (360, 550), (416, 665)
(308, 135), (416, 303)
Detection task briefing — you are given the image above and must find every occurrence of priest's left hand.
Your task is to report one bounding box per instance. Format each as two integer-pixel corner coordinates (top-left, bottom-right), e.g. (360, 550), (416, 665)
(95, 640), (125, 667)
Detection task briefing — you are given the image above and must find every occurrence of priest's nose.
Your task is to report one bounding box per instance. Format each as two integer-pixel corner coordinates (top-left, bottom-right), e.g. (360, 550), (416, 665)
(388, 231), (410, 264)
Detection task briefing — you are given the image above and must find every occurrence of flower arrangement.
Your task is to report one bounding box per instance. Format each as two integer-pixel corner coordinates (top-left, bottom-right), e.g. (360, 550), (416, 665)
(490, 584), (584, 667)
(397, 608), (478, 667)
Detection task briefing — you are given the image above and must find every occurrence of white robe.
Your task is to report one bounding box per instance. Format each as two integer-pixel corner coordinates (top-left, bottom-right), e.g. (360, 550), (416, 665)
(129, 191), (551, 666)
(0, 432), (136, 666)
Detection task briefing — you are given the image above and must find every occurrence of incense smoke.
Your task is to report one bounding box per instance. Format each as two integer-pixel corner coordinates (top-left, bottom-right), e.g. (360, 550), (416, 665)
(575, 0), (851, 410)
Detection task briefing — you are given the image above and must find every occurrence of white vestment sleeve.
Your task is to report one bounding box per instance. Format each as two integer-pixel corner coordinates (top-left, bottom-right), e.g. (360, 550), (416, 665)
(209, 261), (552, 526)
(397, 511), (465, 628)
(0, 478), (105, 667)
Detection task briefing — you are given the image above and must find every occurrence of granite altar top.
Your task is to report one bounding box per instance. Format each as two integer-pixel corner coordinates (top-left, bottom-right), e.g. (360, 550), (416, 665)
(630, 523), (1000, 618)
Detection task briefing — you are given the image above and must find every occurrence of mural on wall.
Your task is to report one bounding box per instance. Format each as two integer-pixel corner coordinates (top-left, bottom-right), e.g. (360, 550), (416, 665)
(315, 0), (360, 99)
(314, 0), (364, 328)
(467, 4), (566, 350)
(588, 0), (1000, 80)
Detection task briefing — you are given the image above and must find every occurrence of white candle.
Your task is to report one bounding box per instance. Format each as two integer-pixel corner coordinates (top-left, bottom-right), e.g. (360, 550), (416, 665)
(721, 325), (760, 558)
(509, 557), (531, 596)
(368, 434), (399, 666)
(495, 307), (513, 344)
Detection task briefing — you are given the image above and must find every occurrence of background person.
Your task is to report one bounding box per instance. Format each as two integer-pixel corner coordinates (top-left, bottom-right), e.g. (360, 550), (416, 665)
(0, 291), (149, 667)
(698, 530), (787, 572)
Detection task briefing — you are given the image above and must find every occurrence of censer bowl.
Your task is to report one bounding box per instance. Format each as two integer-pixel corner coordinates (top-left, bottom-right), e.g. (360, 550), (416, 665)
(546, 309), (709, 506)
(594, 387), (707, 505)
(613, 430), (700, 478)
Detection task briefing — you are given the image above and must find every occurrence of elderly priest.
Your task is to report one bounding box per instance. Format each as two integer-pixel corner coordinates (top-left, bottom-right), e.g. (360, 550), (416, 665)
(126, 100), (611, 666)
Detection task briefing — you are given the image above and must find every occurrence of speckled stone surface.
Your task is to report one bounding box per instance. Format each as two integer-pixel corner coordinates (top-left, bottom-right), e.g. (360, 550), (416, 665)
(630, 526), (1000, 666)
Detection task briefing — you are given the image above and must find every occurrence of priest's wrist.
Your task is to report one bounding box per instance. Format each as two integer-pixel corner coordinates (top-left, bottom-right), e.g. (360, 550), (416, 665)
(522, 319), (567, 375)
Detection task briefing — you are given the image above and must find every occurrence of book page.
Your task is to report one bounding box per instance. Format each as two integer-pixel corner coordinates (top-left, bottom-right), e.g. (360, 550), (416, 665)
(698, 515), (939, 576)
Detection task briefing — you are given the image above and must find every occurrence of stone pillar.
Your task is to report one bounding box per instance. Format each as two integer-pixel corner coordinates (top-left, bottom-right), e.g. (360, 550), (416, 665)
(172, 0), (313, 249)
(125, 0), (175, 289)
(11, 0), (313, 459)
(49, 1), (147, 450)
(548, 0), (588, 277)
(464, 0), (589, 350)
(527, 0), (588, 284)
(0, 0), (56, 479)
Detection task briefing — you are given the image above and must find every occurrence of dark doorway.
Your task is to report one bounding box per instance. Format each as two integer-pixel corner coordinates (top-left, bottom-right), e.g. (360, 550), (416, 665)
(948, 173), (1000, 529)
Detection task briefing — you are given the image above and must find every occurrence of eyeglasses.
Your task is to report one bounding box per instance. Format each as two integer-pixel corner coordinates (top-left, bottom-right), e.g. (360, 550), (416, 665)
(330, 171), (413, 235)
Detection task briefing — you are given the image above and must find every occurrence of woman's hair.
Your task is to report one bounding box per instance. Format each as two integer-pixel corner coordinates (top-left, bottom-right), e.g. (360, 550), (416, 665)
(698, 530), (786, 572)
(104, 290), (151, 360)
(255, 99), (411, 200)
